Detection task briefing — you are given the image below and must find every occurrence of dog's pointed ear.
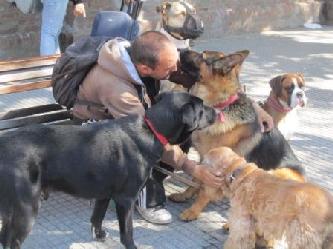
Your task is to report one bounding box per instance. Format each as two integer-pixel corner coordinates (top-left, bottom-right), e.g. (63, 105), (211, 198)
(212, 50), (249, 75)
(202, 51), (224, 65)
(269, 75), (283, 96)
(180, 49), (203, 68)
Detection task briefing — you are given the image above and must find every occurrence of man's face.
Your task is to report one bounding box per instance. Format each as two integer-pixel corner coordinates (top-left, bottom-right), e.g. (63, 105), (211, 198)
(149, 44), (179, 80)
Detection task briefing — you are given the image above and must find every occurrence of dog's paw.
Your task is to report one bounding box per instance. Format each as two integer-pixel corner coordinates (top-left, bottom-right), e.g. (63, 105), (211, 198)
(179, 208), (199, 221)
(168, 193), (190, 203)
(91, 226), (108, 242)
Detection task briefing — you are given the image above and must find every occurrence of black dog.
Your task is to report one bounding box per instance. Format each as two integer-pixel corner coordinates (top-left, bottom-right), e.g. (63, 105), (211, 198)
(0, 92), (216, 249)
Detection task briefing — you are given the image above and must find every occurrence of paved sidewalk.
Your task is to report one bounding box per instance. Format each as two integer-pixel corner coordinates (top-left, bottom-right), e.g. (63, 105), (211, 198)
(1, 26), (333, 249)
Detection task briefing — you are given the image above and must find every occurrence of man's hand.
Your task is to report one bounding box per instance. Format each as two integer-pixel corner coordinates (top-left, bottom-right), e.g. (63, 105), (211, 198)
(252, 101), (274, 132)
(73, 3), (86, 17)
(192, 164), (222, 188)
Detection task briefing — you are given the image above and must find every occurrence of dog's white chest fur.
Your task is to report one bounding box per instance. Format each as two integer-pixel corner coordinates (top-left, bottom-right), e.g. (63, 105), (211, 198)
(278, 108), (299, 140)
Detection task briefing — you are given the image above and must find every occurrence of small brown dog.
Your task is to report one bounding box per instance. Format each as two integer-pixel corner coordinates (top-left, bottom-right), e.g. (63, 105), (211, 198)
(199, 147), (333, 249)
(262, 73), (307, 139)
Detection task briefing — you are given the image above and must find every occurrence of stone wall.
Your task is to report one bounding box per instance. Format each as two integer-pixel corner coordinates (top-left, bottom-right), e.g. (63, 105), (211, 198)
(0, 0), (324, 59)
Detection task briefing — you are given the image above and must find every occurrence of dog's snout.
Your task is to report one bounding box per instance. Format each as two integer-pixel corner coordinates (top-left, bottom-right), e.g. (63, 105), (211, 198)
(296, 92), (303, 98)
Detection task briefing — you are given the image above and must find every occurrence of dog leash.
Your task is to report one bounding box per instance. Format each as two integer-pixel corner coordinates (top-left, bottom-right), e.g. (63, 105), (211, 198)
(154, 165), (200, 188)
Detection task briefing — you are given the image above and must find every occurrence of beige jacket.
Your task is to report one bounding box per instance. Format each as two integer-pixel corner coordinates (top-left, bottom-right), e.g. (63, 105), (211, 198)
(72, 38), (193, 172)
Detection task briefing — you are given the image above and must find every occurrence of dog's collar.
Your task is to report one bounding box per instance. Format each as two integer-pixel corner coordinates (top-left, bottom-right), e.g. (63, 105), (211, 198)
(267, 95), (291, 113)
(144, 116), (168, 146)
(213, 94), (239, 122)
(228, 163), (247, 185)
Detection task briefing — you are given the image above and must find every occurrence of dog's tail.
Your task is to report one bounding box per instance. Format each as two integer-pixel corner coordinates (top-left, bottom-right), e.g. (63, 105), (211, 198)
(271, 168), (305, 182)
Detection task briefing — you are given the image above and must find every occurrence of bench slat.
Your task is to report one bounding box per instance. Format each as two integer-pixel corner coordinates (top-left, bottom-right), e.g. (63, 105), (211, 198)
(0, 67), (53, 83)
(0, 104), (65, 120)
(0, 55), (59, 72)
(0, 79), (52, 94)
(0, 110), (72, 130)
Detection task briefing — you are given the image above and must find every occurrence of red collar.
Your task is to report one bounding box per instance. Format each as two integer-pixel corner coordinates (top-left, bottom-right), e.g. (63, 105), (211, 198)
(267, 95), (291, 113)
(144, 116), (168, 146)
(213, 94), (239, 122)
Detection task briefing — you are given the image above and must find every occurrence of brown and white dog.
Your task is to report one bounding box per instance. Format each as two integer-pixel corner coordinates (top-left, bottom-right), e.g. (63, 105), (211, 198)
(168, 49), (306, 221)
(262, 73), (307, 139)
(201, 147), (333, 249)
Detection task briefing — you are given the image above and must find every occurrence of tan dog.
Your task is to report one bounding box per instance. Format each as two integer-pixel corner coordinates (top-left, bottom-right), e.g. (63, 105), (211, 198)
(198, 147), (333, 249)
(168, 50), (306, 221)
(156, 1), (204, 93)
(262, 73), (307, 139)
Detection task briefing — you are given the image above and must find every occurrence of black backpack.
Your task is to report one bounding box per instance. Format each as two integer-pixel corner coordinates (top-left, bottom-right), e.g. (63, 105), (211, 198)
(51, 36), (109, 108)
(51, 9), (140, 109)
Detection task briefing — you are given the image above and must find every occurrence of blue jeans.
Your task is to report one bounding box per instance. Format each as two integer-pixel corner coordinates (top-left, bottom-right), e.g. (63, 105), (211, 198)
(40, 0), (69, 56)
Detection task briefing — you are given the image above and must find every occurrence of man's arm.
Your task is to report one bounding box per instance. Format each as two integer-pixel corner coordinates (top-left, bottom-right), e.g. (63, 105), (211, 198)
(161, 144), (222, 188)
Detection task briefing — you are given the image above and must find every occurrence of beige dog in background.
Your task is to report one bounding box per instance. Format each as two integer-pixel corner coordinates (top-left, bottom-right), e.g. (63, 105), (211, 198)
(156, 0), (204, 92)
(201, 146), (333, 249)
(261, 73), (307, 139)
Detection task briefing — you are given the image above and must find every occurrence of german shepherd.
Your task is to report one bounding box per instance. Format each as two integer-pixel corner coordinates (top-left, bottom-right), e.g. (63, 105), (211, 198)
(168, 50), (306, 221)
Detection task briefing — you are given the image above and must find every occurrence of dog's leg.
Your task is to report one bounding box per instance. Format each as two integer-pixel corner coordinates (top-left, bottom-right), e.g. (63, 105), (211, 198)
(224, 207), (255, 249)
(90, 198), (110, 241)
(168, 186), (199, 203)
(115, 199), (136, 249)
(179, 188), (213, 221)
(8, 204), (37, 249)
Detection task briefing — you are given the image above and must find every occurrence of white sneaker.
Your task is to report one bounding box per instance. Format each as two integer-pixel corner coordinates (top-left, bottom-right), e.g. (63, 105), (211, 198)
(136, 205), (172, 225)
(136, 186), (172, 224)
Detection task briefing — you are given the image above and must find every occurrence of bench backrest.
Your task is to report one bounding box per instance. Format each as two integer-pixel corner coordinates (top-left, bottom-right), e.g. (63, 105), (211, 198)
(0, 55), (73, 131)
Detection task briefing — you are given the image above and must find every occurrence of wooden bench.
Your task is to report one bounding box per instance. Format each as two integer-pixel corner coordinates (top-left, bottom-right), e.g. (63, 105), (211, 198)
(0, 55), (74, 131)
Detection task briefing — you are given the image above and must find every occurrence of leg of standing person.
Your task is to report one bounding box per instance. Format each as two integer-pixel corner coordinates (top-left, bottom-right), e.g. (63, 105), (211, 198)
(136, 139), (192, 224)
(40, 0), (69, 56)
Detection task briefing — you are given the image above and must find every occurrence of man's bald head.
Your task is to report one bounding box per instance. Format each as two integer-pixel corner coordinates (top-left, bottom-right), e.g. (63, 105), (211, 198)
(130, 31), (177, 69)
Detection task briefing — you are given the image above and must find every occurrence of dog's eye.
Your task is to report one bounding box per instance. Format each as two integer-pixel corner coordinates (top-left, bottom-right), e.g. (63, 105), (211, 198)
(284, 85), (294, 94)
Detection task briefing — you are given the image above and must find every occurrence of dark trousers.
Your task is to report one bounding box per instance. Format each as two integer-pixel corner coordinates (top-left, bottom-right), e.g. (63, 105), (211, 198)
(144, 138), (192, 208)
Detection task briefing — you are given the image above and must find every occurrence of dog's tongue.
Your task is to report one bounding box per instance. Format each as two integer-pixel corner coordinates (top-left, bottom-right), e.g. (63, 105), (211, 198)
(218, 112), (225, 122)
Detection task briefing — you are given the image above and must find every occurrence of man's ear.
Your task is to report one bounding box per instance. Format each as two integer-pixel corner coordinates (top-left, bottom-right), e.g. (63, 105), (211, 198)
(136, 64), (153, 77)
(181, 103), (198, 131)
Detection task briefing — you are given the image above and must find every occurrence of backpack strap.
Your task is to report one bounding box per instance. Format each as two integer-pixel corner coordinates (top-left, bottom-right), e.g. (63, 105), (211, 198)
(133, 84), (149, 110)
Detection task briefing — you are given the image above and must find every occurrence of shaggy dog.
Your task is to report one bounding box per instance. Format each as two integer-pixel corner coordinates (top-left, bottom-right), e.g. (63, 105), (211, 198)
(261, 73), (307, 139)
(201, 147), (333, 249)
(0, 92), (215, 249)
(168, 50), (305, 221)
